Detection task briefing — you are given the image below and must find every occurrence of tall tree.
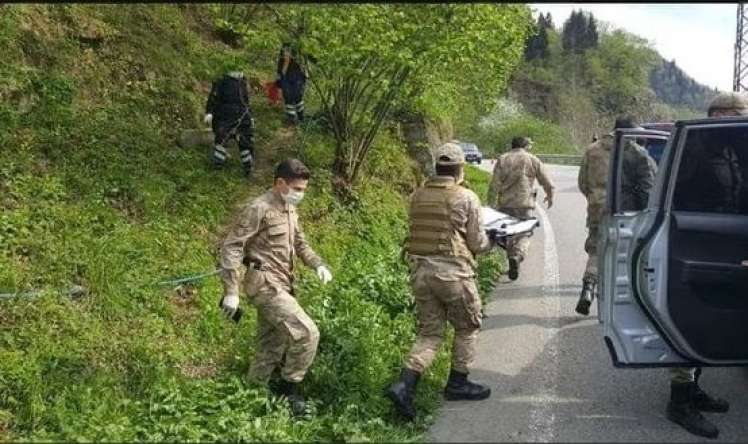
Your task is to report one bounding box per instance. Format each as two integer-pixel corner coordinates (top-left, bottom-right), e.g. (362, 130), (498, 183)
(525, 15), (550, 60)
(562, 10), (597, 54)
(584, 14), (599, 49)
(544, 12), (554, 30)
(254, 4), (532, 186)
(562, 10), (581, 53)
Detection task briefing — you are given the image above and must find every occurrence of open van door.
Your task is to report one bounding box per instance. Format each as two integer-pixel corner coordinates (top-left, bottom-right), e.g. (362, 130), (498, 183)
(599, 120), (748, 367)
(598, 128), (684, 367)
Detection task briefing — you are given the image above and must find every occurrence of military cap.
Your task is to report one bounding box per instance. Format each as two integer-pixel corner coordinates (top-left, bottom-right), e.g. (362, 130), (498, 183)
(434, 142), (465, 166)
(707, 92), (748, 116)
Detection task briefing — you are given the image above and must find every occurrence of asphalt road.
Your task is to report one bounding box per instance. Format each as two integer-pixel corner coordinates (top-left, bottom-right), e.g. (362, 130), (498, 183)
(428, 162), (748, 443)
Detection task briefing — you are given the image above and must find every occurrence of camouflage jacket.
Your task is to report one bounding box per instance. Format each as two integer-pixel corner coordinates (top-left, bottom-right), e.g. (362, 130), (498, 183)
(220, 190), (324, 296)
(487, 148), (555, 210)
(578, 135), (656, 226)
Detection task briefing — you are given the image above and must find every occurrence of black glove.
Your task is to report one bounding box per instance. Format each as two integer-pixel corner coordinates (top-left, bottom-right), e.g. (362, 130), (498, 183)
(487, 228), (500, 243)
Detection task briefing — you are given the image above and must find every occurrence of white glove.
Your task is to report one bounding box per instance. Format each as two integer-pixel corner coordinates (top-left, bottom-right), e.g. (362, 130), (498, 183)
(316, 266), (333, 285)
(221, 293), (239, 318)
(204, 113), (213, 125)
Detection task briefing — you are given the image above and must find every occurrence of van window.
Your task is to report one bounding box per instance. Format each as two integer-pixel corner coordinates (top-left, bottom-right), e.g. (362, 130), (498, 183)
(614, 136), (658, 214)
(644, 138), (667, 165)
(672, 126), (748, 215)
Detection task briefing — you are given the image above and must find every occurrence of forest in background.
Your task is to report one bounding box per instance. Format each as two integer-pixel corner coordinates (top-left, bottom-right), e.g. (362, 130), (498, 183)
(459, 9), (717, 156)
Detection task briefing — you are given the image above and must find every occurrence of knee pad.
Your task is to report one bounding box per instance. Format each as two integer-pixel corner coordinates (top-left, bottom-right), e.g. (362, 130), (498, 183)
(240, 149), (253, 166)
(213, 144), (228, 162)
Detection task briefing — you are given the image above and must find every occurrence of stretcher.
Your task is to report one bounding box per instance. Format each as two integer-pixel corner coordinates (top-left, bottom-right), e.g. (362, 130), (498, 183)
(481, 207), (541, 249)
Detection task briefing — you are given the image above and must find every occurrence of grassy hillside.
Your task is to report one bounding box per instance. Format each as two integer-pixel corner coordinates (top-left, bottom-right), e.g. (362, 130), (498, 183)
(0, 5), (504, 441)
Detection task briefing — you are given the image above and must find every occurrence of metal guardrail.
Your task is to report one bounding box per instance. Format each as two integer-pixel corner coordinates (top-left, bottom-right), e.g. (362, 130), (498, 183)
(535, 154), (583, 166)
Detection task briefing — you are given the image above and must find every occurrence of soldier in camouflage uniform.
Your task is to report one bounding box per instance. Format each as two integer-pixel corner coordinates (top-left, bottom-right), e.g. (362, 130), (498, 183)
(385, 142), (499, 421)
(663, 92), (744, 439)
(219, 158), (333, 417)
(487, 136), (555, 280)
(575, 116), (656, 315)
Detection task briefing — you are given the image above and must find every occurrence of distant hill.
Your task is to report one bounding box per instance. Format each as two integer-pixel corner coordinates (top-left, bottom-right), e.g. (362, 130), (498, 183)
(649, 57), (718, 112)
(499, 9), (716, 149)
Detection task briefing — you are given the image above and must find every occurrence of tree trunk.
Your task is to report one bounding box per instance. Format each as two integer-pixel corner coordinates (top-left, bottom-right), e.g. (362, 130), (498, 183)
(399, 114), (454, 180)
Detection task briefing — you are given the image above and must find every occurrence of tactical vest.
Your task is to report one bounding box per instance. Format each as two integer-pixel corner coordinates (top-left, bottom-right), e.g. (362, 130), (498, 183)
(407, 180), (474, 260)
(216, 76), (250, 109)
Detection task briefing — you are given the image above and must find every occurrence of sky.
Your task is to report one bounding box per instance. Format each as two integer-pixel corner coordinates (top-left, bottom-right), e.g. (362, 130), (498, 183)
(529, 3), (736, 91)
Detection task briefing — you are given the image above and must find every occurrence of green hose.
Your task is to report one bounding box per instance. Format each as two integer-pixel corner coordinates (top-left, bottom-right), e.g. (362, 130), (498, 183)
(1, 269), (222, 300)
(0, 291), (42, 299)
(154, 268), (221, 287)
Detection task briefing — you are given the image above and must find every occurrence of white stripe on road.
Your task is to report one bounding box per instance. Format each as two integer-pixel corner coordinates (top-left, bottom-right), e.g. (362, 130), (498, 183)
(527, 203), (561, 443)
(477, 159), (562, 442)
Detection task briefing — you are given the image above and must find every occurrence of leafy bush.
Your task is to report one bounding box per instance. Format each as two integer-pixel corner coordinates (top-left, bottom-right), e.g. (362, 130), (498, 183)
(472, 113), (576, 158)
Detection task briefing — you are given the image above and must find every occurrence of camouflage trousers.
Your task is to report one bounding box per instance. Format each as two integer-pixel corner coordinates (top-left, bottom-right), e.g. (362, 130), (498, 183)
(669, 367), (697, 384)
(583, 223), (600, 284)
(500, 207), (534, 263)
(244, 270), (320, 384)
(404, 265), (483, 374)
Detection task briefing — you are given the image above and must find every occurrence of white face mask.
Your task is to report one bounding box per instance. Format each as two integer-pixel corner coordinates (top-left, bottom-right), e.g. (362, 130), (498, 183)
(283, 190), (305, 206)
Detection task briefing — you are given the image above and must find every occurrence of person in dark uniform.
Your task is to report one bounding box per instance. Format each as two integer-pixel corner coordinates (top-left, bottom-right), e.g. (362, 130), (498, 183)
(276, 43), (308, 125)
(205, 64), (255, 177)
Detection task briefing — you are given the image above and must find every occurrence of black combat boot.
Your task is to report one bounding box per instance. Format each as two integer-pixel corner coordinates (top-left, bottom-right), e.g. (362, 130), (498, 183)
(693, 368), (729, 413)
(277, 379), (308, 418)
(385, 368), (421, 421)
(575, 279), (594, 315)
(284, 114), (298, 126)
(508, 257), (519, 281)
(267, 368), (283, 395)
(443, 369), (491, 401)
(666, 381), (719, 439)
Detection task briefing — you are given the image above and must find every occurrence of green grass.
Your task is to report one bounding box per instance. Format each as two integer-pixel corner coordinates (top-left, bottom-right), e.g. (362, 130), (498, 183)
(0, 5), (505, 442)
(471, 114), (577, 158)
